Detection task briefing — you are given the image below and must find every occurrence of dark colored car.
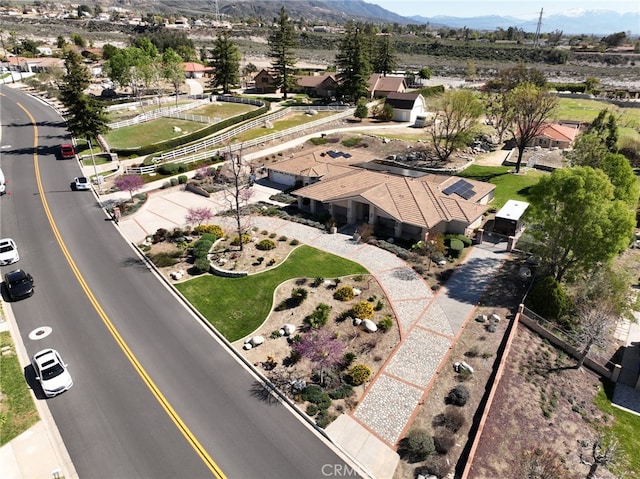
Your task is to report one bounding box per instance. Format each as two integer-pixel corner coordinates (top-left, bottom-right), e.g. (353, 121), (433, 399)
(60, 144), (76, 159)
(4, 269), (34, 300)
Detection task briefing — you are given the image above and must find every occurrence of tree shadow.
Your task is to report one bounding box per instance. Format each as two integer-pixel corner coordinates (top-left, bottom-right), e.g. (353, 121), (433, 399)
(249, 380), (281, 406)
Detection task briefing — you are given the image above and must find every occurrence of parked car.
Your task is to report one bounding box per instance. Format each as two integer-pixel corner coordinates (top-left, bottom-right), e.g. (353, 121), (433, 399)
(4, 269), (34, 300)
(31, 349), (73, 398)
(0, 166), (6, 195)
(0, 238), (19, 265)
(60, 144), (76, 159)
(74, 177), (91, 191)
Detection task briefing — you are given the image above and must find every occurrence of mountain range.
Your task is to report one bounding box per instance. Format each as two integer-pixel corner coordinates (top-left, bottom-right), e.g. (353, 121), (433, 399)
(120, 1), (640, 36)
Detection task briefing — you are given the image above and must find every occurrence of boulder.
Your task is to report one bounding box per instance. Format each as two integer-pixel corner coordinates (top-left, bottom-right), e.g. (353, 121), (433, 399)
(283, 323), (296, 335)
(173, 126), (182, 133)
(352, 288), (361, 296)
(243, 343), (253, 350)
(353, 318), (362, 326)
(490, 313), (501, 323)
(476, 314), (487, 323)
(362, 319), (378, 333)
(251, 335), (265, 347)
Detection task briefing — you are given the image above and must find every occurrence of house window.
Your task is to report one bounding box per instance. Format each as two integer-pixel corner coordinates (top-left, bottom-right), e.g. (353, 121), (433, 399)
(261, 77), (269, 83)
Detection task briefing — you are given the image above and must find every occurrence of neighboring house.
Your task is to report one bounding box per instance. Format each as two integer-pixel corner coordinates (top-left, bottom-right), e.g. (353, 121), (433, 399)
(269, 148), (495, 240)
(253, 69), (278, 94)
(368, 74), (407, 99)
(5, 55), (64, 73)
(36, 46), (53, 56)
(182, 62), (210, 79)
(81, 48), (103, 59)
(384, 92), (427, 123)
(530, 123), (579, 149)
(493, 200), (529, 237)
(293, 72), (338, 98)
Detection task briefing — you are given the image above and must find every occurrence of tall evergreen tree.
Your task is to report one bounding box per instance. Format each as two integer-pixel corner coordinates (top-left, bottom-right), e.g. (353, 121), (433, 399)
(209, 32), (240, 94)
(336, 22), (372, 102)
(267, 6), (297, 99)
(373, 33), (398, 77)
(59, 50), (109, 142)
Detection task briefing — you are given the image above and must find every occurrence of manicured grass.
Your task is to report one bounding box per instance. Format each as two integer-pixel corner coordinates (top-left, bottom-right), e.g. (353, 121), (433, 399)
(0, 332), (38, 446)
(456, 165), (544, 209)
(556, 98), (640, 129)
(107, 99), (193, 121)
(230, 111), (335, 142)
(594, 381), (640, 478)
(105, 118), (206, 149)
(188, 102), (256, 119)
(175, 245), (368, 341)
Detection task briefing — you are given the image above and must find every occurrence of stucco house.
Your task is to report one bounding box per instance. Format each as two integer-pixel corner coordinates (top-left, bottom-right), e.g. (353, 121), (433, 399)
(530, 123), (579, 149)
(384, 92), (427, 123)
(182, 62), (210, 79)
(266, 147), (495, 240)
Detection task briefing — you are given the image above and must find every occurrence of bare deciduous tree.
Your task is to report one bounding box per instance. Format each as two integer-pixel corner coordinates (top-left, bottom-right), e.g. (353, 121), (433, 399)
(573, 301), (615, 369)
(220, 146), (254, 251)
(579, 433), (621, 479)
(516, 447), (572, 479)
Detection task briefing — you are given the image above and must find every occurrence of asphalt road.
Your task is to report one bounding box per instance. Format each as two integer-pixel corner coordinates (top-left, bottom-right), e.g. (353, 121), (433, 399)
(0, 86), (359, 479)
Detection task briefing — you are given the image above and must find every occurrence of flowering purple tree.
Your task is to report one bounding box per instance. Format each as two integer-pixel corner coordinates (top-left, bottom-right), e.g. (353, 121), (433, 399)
(293, 329), (344, 385)
(185, 207), (214, 227)
(114, 174), (144, 201)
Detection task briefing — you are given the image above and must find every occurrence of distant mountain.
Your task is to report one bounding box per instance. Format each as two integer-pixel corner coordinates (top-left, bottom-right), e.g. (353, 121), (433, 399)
(409, 10), (640, 36)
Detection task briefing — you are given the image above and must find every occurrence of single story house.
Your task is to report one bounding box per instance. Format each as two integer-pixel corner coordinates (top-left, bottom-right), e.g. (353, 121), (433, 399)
(287, 154), (495, 240)
(293, 72), (339, 98)
(368, 74), (407, 99)
(266, 149), (365, 187)
(182, 62), (210, 79)
(530, 123), (579, 149)
(385, 92), (427, 123)
(493, 200), (529, 237)
(253, 68), (278, 94)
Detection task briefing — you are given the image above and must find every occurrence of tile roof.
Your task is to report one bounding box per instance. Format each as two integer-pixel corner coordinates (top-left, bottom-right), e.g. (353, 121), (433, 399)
(182, 62), (208, 72)
(295, 72), (337, 88)
(295, 168), (493, 228)
(536, 123), (579, 142)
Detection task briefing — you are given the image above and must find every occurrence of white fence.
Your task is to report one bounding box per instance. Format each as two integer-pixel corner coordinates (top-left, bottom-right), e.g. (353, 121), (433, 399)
(125, 108), (355, 175)
(108, 98), (211, 129)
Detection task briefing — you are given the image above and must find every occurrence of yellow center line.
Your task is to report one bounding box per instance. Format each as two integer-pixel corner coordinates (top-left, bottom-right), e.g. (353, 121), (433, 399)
(18, 102), (226, 479)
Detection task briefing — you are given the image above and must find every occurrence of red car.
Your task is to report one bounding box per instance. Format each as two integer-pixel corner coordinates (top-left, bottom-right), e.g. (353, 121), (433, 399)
(60, 144), (76, 159)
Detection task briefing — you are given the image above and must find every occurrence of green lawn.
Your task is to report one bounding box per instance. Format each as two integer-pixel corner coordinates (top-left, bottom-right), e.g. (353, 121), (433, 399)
(456, 165), (544, 209)
(188, 102), (256, 119)
(175, 245), (367, 341)
(105, 118), (207, 149)
(230, 111), (335, 143)
(555, 98), (640, 129)
(107, 99), (194, 121)
(594, 381), (640, 478)
(0, 332), (38, 446)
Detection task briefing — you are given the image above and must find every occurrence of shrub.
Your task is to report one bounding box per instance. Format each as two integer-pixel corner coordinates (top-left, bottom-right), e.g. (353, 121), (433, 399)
(153, 228), (169, 243)
(525, 276), (572, 321)
(312, 276), (324, 287)
(378, 316), (394, 332)
(342, 137), (362, 147)
(342, 352), (357, 369)
(301, 385), (332, 410)
(290, 287), (308, 306)
(347, 364), (372, 386)
(230, 233), (252, 246)
(193, 239), (213, 258)
(270, 330), (282, 339)
(307, 303), (331, 328)
(309, 136), (328, 145)
(269, 232), (277, 239)
(398, 428), (435, 462)
(457, 234), (472, 247)
(199, 233), (217, 243)
(442, 406), (466, 432)
(278, 235), (287, 242)
(170, 177), (179, 187)
(447, 384), (470, 406)
(374, 300), (384, 311)
(193, 257), (210, 274)
(256, 239), (276, 250)
(177, 175), (188, 184)
(158, 163), (179, 175)
(350, 301), (374, 319)
(328, 384), (354, 400)
(315, 410), (336, 429)
(149, 252), (179, 267)
(334, 286), (355, 301)
(416, 454), (452, 478)
(433, 427), (456, 454)
(290, 239), (300, 246)
(306, 404), (318, 416)
(448, 238), (464, 258)
(193, 224), (224, 238)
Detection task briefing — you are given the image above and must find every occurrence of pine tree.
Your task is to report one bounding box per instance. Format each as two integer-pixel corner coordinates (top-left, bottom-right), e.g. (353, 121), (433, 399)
(373, 33), (397, 77)
(267, 6), (297, 99)
(336, 22), (372, 102)
(59, 50), (109, 141)
(209, 32), (240, 94)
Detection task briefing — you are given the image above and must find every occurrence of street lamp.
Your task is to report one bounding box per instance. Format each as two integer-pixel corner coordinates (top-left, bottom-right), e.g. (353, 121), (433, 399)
(87, 138), (103, 193)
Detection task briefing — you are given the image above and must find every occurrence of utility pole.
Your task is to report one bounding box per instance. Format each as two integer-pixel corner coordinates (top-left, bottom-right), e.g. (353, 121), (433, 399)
(533, 8), (543, 48)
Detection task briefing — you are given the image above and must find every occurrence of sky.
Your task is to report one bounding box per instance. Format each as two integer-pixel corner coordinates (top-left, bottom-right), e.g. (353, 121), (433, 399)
(371, 0), (640, 18)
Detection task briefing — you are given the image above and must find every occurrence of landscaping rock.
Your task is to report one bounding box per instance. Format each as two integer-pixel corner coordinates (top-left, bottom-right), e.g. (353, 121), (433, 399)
(490, 313), (501, 323)
(353, 288), (361, 296)
(353, 318), (362, 326)
(363, 319), (378, 332)
(251, 335), (265, 346)
(243, 343), (253, 350)
(476, 314), (487, 323)
(283, 324), (296, 336)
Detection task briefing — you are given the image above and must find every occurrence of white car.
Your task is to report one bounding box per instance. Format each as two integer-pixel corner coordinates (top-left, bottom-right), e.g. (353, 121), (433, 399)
(74, 177), (91, 191)
(31, 349), (73, 398)
(0, 238), (19, 265)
